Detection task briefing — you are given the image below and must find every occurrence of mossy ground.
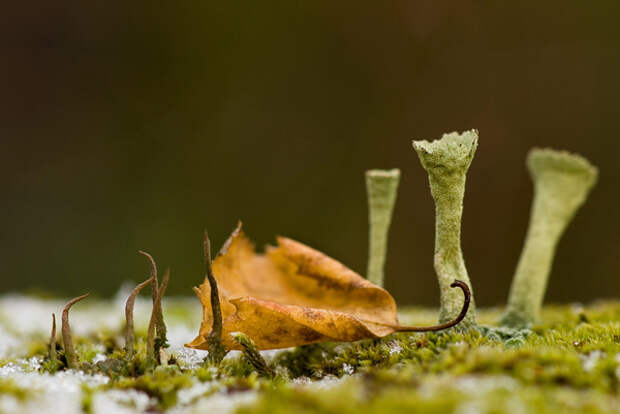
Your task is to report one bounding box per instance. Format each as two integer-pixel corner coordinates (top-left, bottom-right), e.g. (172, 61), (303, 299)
(0, 297), (618, 413)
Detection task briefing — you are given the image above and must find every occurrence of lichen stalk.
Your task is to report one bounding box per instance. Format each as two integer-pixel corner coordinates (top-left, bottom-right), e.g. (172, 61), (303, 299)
(125, 276), (154, 359)
(139, 251), (167, 347)
(48, 313), (57, 365)
(62, 293), (90, 369)
(146, 271), (168, 367)
(501, 148), (598, 328)
(365, 169), (400, 287)
(412, 130), (478, 328)
(204, 231), (227, 364)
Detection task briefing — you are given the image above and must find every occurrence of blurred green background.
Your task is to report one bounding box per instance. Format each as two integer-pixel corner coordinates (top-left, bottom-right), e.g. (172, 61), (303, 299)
(2, 2), (619, 306)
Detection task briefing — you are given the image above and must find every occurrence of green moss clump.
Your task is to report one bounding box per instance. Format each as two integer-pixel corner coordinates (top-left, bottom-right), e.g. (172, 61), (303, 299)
(2, 298), (619, 414)
(238, 302), (620, 414)
(112, 367), (194, 409)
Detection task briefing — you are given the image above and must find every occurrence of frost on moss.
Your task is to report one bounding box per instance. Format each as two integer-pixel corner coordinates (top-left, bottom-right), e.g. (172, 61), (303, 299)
(0, 295), (619, 414)
(412, 130), (478, 328)
(502, 148), (598, 328)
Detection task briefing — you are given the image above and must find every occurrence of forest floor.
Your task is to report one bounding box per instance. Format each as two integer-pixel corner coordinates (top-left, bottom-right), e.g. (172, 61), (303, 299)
(0, 289), (618, 414)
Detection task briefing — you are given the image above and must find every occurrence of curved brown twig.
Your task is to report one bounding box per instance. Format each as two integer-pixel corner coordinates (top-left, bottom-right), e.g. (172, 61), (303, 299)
(62, 292), (90, 369)
(125, 276), (154, 358)
(395, 280), (471, 332)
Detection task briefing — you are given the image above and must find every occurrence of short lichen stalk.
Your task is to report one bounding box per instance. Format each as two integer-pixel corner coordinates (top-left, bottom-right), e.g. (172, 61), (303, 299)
(203, 231), (228, 364)
(62, 293), (90, 369)
(146, 270), (169, 368)
(48, 313), (58, 368)
(125, 276), (154, 359)
(365, 169), (400, 287)
(413, 130), (478, 328)
(501, 148), (598, 328)
(139, 251), (168, 351)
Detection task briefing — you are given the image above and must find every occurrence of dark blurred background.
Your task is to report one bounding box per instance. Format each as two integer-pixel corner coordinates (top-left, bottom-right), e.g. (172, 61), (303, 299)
(2, 2), (619, 306)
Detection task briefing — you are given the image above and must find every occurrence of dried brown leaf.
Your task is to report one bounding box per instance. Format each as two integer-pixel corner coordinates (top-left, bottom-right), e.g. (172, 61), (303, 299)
(187, 226), (469, 351)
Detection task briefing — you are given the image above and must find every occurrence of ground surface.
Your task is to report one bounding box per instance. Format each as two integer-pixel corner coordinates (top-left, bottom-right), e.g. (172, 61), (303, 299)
(0, 288), (618, 414)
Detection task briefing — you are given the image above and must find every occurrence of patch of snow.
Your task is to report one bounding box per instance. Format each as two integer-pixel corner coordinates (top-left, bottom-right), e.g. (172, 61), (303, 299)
(580, 350), (604, 372)
(172, 347), (208, 369)
(169, 390), (257, 414)
(454, 375), (519, 394)
(0, 325), (22, 359)
(388, 341), (402, 355)
(0, 368), (109, 414)
(342, 363), (354, 375)
(92, 353), (107, 364)
(92, 389), (153, 414)
(175, 380), (216, 405)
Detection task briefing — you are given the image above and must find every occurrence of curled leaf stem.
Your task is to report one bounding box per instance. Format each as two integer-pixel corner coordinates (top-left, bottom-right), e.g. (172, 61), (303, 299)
(125, 276), (154, 359)
(62, 292), (90, 369)
(395, 280), (470, 332)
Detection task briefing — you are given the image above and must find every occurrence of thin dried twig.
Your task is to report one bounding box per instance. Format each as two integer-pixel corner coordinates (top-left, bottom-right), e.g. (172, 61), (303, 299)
(231, 332), (274, 377)
(146, 270), (169, 366)
(62, 293), (90, 369)
(125, 276), (154, 358)
(48, 313), (57, 365)
(204, 230), (227, 363)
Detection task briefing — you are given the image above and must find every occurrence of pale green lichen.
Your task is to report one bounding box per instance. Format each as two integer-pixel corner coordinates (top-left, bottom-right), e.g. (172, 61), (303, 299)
(365, 169), (400, 287)
(412, 130), (478, 328)
(502, 148), (598, 328)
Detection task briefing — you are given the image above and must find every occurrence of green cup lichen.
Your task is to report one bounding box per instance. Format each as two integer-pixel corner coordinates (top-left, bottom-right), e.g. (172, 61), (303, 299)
(412, 130), (478, 328)
(365, 169), (400, 287)
(501, 148), (598, 328)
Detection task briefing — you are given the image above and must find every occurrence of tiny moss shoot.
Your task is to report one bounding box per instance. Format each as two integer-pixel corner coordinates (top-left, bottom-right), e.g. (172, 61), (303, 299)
(412, 130), (478, 328)
(501, 148), (598, 328)
(365, 169), (400, 287)
(231, 331), (274, 378)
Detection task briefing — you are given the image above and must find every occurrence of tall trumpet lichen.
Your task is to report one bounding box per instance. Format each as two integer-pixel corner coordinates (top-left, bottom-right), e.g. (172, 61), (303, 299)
(413, 130), (478, 328)
(365, 169), (400, 287)
(501, 148), (598, 328)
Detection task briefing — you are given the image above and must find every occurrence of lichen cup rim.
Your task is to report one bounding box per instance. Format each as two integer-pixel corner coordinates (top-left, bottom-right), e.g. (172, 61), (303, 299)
(527, 147), (599, 181)
(412, 129), (479, 170)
